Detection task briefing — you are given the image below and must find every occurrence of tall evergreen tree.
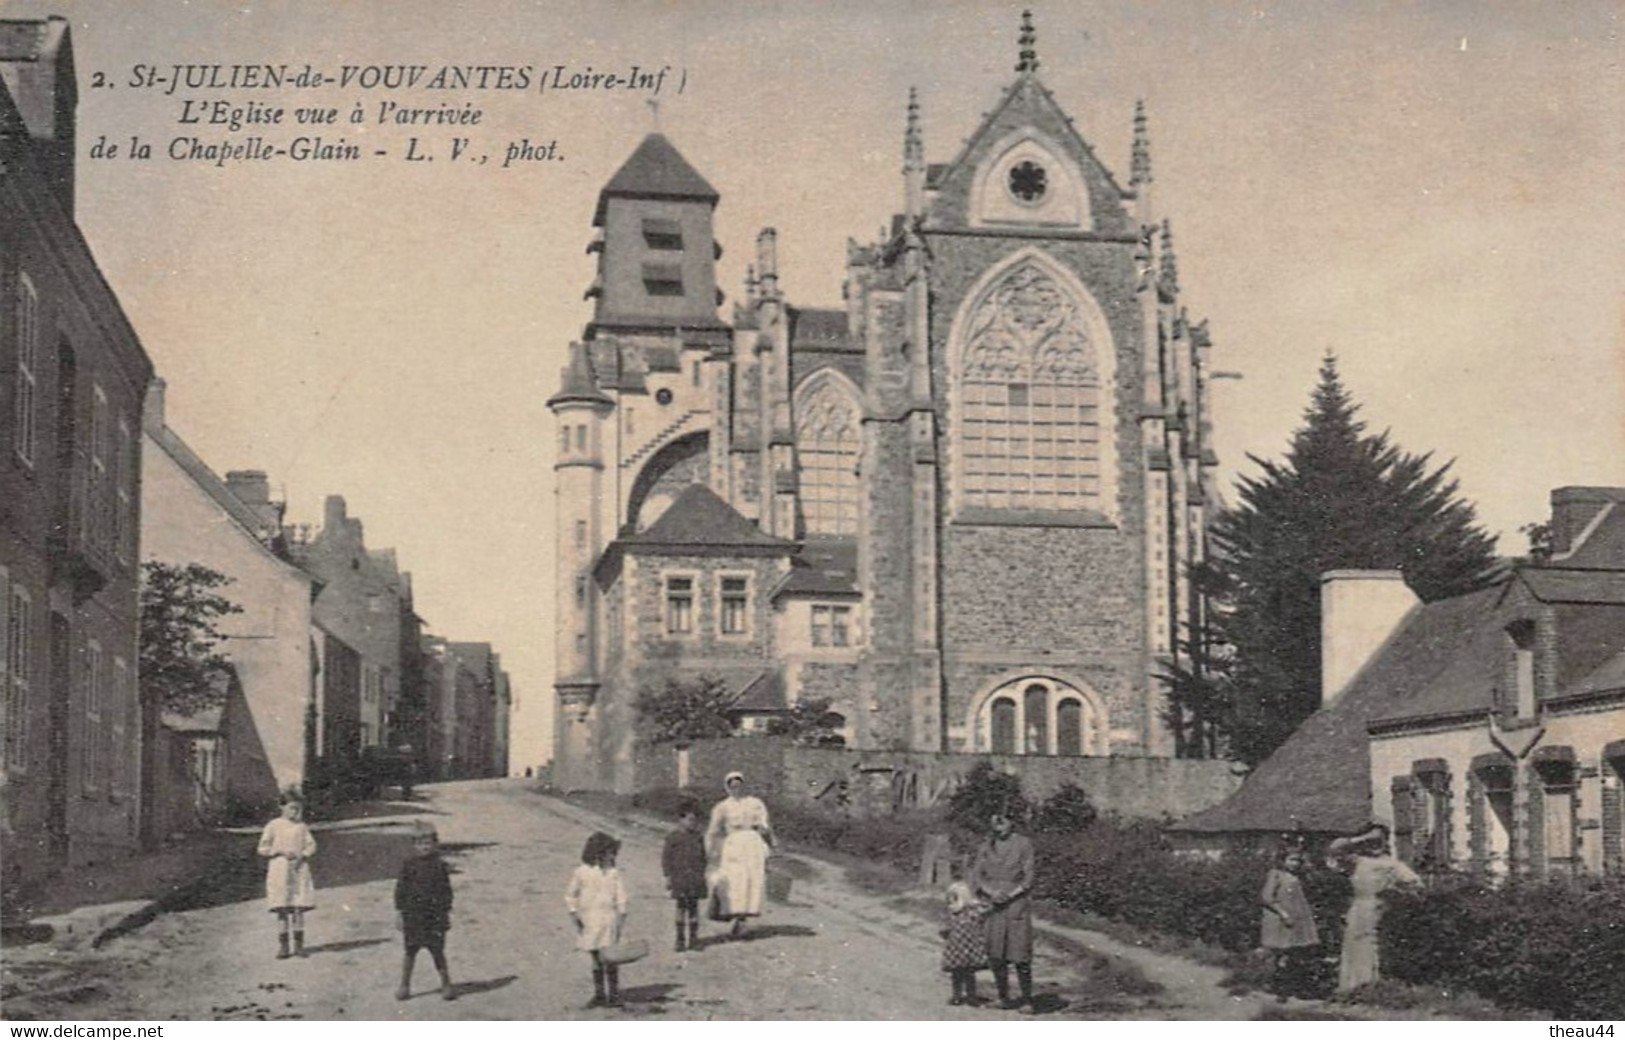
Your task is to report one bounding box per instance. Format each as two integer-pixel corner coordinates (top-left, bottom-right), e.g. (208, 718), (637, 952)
(1196, 354), (1500, 764)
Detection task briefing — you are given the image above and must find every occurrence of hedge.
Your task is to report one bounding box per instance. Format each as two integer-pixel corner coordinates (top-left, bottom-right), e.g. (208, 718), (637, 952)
(1381, 874), (1625, 1019)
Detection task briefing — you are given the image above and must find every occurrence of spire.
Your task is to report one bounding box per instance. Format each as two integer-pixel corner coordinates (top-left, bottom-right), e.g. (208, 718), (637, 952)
(1016, 10), (1039, 74)
(903, 87), (923, 169)
(1159, 219), (1180, 298)
(1131, 99), (1153, 187)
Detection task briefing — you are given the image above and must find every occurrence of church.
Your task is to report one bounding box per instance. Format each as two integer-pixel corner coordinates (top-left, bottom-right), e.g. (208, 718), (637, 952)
(550, 14), (1220, 793)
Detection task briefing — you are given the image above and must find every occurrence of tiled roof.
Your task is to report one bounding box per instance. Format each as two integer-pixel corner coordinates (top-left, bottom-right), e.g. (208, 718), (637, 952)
(776, 537), (859, 598)
(594, 133), (718, 225)
(1175, 587), (1501, 835)
(1562, 648), (1625, 700)
(1559, 506), (1625, 569)
(788, 307), (858, 353)
(620, 484), (794, 551)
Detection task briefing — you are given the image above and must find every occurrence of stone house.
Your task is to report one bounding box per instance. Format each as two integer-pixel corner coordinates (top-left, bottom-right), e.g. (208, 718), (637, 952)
(551, 14), (1222, 792)
(141, 381), (318, 818)
(1175, 487), (1625, 879)
(1, 18), (155, 889)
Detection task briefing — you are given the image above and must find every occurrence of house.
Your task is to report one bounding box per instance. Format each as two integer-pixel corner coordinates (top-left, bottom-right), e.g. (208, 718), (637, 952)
(551, 13), (1222, 792)
(141, 381), (317, 818)
(1175, 487), (1625, 879)
(1, 18), (155, 891)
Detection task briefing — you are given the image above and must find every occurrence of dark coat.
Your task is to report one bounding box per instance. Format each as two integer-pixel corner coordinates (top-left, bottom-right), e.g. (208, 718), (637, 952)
(396, 854), (453, 941)
(662, 828), (709, 900)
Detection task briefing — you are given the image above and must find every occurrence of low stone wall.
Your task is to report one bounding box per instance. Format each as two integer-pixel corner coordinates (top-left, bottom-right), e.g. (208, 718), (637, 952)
(650, 737), (1244, 823)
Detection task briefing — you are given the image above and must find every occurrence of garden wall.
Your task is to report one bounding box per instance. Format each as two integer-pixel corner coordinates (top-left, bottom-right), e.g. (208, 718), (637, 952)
(654, 738), (1244, 822)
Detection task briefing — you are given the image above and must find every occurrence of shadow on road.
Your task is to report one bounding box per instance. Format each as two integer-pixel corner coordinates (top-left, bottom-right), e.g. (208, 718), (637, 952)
(736, 924), (816, 941)
(1029, 993), (1072, 1015)
(450, 975), (518, 999)
(303, 937), (391, 956)
(619, 983), (680, 1005)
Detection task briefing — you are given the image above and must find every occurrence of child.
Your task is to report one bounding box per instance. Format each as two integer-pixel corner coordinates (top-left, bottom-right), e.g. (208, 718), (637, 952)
(395, 821), (456, 1001)
(661, 801), (708, 953)
(565, 831), (630, 1008)
(941, 866), (988, 1006)
(257, 790), (317, 960)
(1259, 845), (1320, 1002)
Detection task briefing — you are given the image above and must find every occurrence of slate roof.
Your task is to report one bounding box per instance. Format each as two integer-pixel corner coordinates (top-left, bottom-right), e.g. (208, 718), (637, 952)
(1174, 586), (1502, 835)
(728, 670), (787, 713)
(1515, 568), (1625, 605)
(594, 133), (718, 226)
(788, 307), (857, 353)
(1561, 648), (1625, 701)
(618, 484), (794, 552)
(547, 342), (611, 407)
(776, 537), (859, 598)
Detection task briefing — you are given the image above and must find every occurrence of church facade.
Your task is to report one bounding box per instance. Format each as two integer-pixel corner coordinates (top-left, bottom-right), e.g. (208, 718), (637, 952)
(550, 16), (1219, 793)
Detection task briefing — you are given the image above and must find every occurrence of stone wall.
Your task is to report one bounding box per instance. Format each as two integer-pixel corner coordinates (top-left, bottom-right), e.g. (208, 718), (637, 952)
(664, 737), (1243, 823)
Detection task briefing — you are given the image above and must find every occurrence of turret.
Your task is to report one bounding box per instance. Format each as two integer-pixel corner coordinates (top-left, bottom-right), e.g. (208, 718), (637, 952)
(904, 88), (925, 220)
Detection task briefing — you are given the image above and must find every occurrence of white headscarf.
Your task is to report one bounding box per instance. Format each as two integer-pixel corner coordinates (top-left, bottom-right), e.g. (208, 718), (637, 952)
(724, 771), (745, 792)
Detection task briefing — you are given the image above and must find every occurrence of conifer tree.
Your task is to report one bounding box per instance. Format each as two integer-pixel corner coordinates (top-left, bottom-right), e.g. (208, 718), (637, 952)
(1196, 354), (1500, 764)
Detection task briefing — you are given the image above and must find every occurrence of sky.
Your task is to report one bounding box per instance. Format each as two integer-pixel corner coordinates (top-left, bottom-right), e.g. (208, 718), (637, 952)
(13, 1), (1623, 771)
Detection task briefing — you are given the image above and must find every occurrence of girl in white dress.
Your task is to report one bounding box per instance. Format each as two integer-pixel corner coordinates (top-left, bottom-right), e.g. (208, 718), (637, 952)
(565, 831), (629, 1008)
(257, 792), (317, 959)
(706, 771), (773, 939)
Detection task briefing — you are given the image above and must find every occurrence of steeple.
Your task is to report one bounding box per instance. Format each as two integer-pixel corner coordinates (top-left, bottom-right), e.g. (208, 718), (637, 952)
(904, 87), (925, 218)
(1130, 99), (1152, 187)
(1015, 10), (1039, 75)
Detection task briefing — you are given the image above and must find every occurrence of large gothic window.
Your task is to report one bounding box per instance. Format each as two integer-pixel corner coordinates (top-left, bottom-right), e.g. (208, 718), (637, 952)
(796, 374), (861, 536)
(955, 257), (1109, 515)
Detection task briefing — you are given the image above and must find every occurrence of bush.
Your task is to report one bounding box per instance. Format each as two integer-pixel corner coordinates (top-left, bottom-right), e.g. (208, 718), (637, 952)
(1032, 782), (1098, 833)
(1381, 874), (1625, 1019)
(947, 762), (1029, 834)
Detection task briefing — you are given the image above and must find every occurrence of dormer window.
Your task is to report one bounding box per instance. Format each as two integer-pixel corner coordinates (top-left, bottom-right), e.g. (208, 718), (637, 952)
(1507, 619), (1537, 718)
(641, 218), (683, 251)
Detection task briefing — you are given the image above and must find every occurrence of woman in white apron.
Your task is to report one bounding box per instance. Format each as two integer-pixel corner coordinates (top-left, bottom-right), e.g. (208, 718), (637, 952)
(706, 771), (772, 939)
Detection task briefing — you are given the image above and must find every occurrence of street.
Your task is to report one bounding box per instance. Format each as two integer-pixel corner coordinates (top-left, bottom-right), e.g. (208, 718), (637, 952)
(3, 780), (1254, 1021)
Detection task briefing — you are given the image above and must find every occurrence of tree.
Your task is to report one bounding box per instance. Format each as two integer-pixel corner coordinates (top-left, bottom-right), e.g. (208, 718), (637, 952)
(947, 762), (1030, 834)
(138, 561), (244, 716)
(634, 674), (737, 746)
(1198, 355), (1500, 764)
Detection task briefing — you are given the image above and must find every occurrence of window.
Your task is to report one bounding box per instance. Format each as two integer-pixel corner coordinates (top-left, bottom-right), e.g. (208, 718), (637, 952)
(796, 376), (861, 535)
(110, 657), (128, 796)
(955, 259), (1107, 514)
(13, 273), (39, 467)
(642, 262), (684, 297)
(665, 576), (694, 635)
(975, 677), (1105, 756)
(574, 574), (588, 608)
(2, 574), (30, 773)
(575, 425), (587, 451)
(810, 604), (852, 648)
(1008, 160), (1048, 203)
(990, 697), (1017, 755)
(85, 384), (108, 550)
(115, 416), (133, 561)
(82, 640), (103, 793)
(574, 520), (587, 548)
(560, 427), (570, 453)
(720, 576), (749, 635)
(691, 361), (702, 387)
(641, 217), (683, 251)
(1508, 620), (1537, 717)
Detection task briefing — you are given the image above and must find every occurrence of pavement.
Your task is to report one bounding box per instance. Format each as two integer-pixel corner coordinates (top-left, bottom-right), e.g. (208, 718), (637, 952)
(0, 779), (1303, 1021)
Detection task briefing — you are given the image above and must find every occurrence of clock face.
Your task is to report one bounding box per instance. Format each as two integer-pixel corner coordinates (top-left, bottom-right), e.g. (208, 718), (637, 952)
(655, 388), (674, 406)
(1008, 160), (1048, 204)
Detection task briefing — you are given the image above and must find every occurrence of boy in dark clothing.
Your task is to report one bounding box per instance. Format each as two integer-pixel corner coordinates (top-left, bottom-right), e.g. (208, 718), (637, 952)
(662, 802), (708, 952)
(396, 822), (456, 1001)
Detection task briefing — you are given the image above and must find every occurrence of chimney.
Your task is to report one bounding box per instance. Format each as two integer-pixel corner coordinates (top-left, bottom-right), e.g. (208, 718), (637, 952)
(323, 494), (348, 534)
(1549, 487), (1625, 557)
(1320, 570), (1419, 707)
(225, 469), (285, 532)
(143, 377), (167, 429)
(0, 17), (78, 216)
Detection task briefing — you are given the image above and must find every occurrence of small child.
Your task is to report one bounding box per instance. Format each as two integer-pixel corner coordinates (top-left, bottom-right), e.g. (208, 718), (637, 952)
(941, 869), (988, 1006)
(661, 801), (708, 953)
(257, 790), (317, 959)
(565, 831), (630, 1008)
(395, 821), (456, 1001)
